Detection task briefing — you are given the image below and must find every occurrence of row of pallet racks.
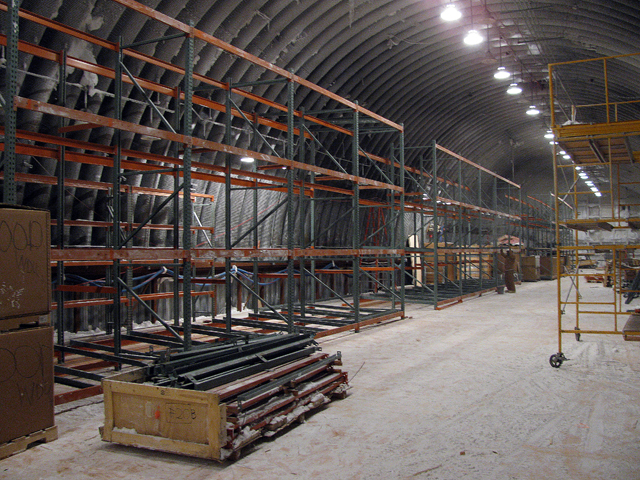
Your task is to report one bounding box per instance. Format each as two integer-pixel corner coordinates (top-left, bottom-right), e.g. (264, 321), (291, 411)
(548, 52), (640, 367)
(375, 141), (531, 309)
(0, 0), (404, 431)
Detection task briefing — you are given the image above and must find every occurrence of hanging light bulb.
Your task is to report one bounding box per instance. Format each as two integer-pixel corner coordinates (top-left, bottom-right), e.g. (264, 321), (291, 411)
(526, 105), (540, 115)
(441, 3), (462, 21)
(464, 29), (483, 45)
(493, 36), (510, 79)
(463, 1), (483, 45)
(494, 66), (511, 79)
(526, 76), (540, 116)
(506, 83), (522, 94)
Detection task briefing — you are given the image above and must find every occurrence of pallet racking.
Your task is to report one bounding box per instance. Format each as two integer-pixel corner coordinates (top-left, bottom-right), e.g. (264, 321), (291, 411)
(0, 0), (405, 397)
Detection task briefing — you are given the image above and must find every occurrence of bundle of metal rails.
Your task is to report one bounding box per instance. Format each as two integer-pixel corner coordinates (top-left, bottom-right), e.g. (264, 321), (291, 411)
(126, 333), (348, 459)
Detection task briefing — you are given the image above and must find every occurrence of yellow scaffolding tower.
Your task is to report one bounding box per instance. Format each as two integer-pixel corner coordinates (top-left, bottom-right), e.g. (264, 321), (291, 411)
(549, 52), (640, 367)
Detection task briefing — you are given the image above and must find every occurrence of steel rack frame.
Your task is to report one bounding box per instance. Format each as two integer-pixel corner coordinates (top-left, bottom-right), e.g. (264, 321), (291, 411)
(397, 142), (523, 309)
(0, 0), (406, 397)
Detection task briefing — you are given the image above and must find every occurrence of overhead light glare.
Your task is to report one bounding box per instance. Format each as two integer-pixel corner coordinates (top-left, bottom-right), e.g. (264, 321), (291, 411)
(563, 154), (571, 160)
(506, 83), (522, 95)
(240, 156), (255, 163)
(595, 192), (602, 197)
(559, 150), (566, 155)
(585, 181), (594, 186)
(575, 166), (582, 170)
(464, 29), (484, 45)
(590, 186), (599, 192)
(494, 66), (511, 80)
(441, 3), (462, 21)
(526, 105), (540, 116)
(544, 130), (554, 139)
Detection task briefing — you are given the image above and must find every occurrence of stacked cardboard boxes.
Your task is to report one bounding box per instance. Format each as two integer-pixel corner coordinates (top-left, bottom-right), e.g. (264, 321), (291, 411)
(0, 205), (57, 458)
(540, 256), (558, 280)
(521, 255), (541, 282)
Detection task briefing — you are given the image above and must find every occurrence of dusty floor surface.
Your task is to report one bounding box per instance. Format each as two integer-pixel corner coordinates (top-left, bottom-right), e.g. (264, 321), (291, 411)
(2, 279), (640, 479)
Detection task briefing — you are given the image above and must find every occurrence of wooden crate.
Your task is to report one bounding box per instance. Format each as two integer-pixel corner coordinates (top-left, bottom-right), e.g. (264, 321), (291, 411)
(101, 369), (227, 461)
(101, 352), (348, 461)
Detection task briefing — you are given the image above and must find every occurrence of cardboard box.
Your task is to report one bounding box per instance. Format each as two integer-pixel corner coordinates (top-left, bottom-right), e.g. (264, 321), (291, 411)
(521, 255), (541, 281)
(540, 256), (558, 280)
(0, 205), (51, 320)
(0, 327), (55, 444)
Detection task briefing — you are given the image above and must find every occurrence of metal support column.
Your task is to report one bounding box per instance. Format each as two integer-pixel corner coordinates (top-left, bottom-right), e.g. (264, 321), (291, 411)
(399, 128), (406, 314)
(56, 51), (67, 362)
(224, 79), (233, 332)
(111, 39), (124, 361)
(298, 108), (307, 318)
(2, 0), (19, 204)
(351, 104), (361, 327)
(286, 78), (296, 333)
(181, 26), (194, 350)
(432, 141), (439, 308)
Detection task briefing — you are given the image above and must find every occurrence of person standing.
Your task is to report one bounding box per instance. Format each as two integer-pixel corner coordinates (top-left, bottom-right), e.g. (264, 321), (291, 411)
(500, 249), (517, 293)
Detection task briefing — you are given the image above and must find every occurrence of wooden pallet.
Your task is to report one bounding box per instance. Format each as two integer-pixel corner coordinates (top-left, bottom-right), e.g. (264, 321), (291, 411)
(0, 426), (58, 460)
(0, 315), (49, 332)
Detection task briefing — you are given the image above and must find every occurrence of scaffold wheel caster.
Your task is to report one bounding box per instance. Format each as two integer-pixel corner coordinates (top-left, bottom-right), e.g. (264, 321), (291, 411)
(549, 353), (566, 368)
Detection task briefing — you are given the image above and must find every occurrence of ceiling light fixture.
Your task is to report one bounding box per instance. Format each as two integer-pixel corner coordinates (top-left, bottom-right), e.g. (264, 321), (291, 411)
(526, 77), (540, 116)
(595, 192), (602, 197)
(575, 166), (582, 170)
(463, 1), (483, 45)
(507, 83), (522, 95)
(493, 35), (511, 79)
(563, 154), (571, 160)
(240, 156), (255, 163)
(441, 3), (462, 21)
(544, 130), (554, 139)
(590, 186), (599, 192)
(464, 29), (483, 45)
(494, 66), (510, 79)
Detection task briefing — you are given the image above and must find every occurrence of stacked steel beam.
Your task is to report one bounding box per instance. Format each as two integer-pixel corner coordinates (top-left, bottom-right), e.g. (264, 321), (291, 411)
(147, 333), (348, 459)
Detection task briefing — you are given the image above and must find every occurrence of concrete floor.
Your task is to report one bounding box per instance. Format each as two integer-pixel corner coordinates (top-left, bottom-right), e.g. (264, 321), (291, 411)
(2, 279), (640, 479)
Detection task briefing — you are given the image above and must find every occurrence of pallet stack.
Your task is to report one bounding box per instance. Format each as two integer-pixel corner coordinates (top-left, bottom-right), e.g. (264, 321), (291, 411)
(101, 333), (348, 461)
(0, 205), (57, 460)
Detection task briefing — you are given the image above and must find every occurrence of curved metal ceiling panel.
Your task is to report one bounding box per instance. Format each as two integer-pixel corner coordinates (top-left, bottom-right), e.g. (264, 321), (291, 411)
(7, 0), (640, 245)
